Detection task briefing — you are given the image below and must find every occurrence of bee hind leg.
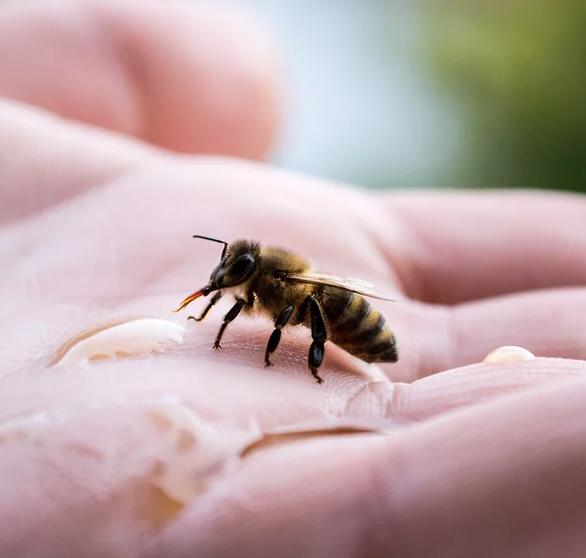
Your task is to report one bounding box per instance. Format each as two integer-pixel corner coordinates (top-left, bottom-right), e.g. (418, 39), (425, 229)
(264, 304), (295, 367)
(188, 291), (223, 322)
(307, 297), (327, 384)
(213, 296), (249, 349)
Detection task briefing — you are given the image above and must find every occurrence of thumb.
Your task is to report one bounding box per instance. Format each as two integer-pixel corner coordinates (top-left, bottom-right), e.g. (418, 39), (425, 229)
(0, 0), (280, 158)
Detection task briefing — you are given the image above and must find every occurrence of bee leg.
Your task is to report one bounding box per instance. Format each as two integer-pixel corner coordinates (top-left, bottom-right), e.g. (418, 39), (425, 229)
(264, 304), (295, 367)
(307, 297), (327, 384)
(187, 291), (223, 322)
(213, 297), (247, 349)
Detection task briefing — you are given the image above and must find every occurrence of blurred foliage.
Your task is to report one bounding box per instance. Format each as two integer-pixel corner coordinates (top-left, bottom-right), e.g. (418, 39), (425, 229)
(421, 0), (586, 192)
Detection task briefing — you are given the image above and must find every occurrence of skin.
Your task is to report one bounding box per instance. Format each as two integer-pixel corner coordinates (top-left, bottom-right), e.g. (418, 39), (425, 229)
(1, 1), (586, 557)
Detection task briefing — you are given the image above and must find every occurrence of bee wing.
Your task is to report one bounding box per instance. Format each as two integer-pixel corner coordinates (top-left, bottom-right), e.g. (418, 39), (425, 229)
(287, 271), (396, 301)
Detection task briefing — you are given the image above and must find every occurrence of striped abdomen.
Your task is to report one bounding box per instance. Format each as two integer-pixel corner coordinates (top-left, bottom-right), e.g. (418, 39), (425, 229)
(320, 287), (398, 363)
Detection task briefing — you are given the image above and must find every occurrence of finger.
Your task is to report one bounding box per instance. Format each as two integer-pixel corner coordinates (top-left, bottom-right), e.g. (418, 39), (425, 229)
(449, 286), (586, 365)
(383, 190), (586, 304)
(385, 375), (586, 558)
(0, 0), (280, 158)
(0, 99), (156, 224)
(389, 286), (586, 381)
(155, 376), (586, 558)
(346, 358), (586, 421)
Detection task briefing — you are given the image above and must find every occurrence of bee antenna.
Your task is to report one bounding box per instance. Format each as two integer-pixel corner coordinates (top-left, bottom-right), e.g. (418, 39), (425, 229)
(192, 234), (228, 258)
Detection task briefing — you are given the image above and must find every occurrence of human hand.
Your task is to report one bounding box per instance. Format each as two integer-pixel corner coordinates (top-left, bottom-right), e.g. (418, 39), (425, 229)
(2, 2), (586, 557)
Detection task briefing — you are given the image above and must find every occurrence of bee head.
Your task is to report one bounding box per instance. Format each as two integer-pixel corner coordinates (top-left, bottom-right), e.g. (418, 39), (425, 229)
(207, 239), (260, 290)
(174, 236), (261, 312)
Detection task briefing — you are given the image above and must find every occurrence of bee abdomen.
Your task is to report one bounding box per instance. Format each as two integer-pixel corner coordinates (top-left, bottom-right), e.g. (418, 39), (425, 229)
(352, 328), (398, 363)
(325, 292), (398, 364)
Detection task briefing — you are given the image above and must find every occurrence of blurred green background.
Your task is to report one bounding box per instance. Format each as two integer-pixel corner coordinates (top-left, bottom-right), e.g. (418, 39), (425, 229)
(246, 0), (586, 192)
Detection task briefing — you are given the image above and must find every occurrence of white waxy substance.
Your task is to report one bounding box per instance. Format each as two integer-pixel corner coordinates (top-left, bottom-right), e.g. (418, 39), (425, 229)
(52, 318), (186, 366)
(0, 409), (66, 445)
(0, 403), (403, 528)
(0, 400), (256, 518)
(144, 401), (254, 504)
(483, 345), (536, 364)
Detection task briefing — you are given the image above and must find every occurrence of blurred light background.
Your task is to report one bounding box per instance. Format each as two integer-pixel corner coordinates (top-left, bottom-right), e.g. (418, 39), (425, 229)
(245, 0), (586, 192)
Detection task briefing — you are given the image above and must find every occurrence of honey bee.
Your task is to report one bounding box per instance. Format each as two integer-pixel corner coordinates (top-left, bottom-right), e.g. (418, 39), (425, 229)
(174, 235), (398, 384)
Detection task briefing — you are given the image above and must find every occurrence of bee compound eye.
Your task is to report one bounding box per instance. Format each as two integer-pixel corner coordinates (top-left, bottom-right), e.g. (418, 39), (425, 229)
(230, 255), (254, 278)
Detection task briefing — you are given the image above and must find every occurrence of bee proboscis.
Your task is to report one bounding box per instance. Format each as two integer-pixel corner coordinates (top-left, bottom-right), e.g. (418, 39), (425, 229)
(174, 235), (398, 384)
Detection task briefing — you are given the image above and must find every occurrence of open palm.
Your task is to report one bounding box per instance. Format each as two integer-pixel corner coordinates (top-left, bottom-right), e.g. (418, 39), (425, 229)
(2, 2), (586, 557)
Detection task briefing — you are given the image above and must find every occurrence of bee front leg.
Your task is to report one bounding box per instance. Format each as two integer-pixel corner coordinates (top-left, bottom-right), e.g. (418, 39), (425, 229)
(213, 297), (248, 349)
(307, 297), (327, 384)
(188, 291), (223, 322)
(264, 304), (296, 367)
